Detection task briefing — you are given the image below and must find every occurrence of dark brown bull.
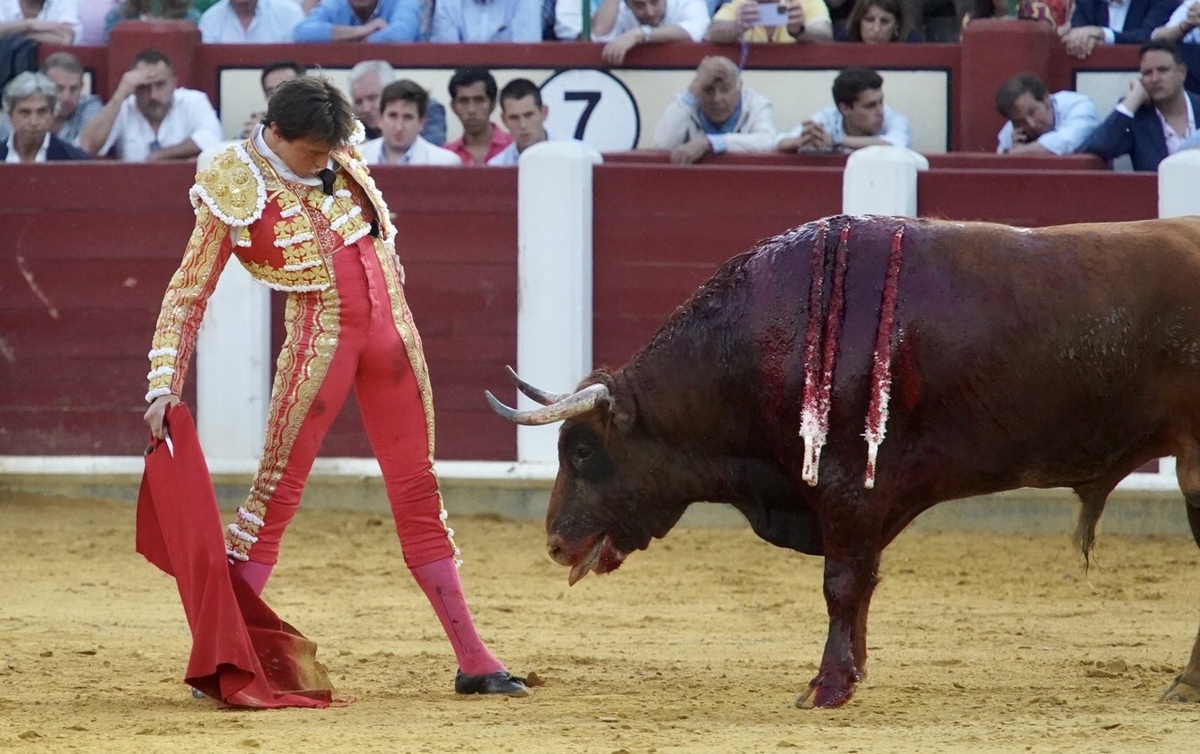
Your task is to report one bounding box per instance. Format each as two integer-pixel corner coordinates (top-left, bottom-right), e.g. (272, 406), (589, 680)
(487, 214), (1200, 708)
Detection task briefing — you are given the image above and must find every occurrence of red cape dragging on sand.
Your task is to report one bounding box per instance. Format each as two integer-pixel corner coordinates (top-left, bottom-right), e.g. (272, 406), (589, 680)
(135, 403), (333, 708)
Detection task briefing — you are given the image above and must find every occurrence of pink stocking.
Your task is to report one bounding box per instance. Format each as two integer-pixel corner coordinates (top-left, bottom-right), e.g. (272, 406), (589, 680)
(230, 560), (274, 596)
(410, 557), (505, 676)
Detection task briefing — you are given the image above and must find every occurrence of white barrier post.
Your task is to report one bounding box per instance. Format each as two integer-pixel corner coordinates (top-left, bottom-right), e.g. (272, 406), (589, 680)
(1158, 150), (1200, 218)
(195, 265), (271, 463)
(516, 141), (603, 465)
(841, 145), (930, 217)
(1131, 150), (1200, 490)
(194, 142), (271, 464)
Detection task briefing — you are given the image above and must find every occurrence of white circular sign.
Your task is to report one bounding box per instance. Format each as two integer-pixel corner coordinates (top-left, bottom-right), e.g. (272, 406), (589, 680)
(540, 69), (641, 153)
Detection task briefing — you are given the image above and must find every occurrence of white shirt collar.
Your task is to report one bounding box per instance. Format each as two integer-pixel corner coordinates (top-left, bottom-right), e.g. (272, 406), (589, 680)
(5, 131), (50, 163)
(252, 123), (329, 186)
(1157, 94), (1197, 154)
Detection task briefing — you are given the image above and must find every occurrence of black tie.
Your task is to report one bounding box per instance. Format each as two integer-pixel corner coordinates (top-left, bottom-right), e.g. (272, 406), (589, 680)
(318, 168), (336, 196)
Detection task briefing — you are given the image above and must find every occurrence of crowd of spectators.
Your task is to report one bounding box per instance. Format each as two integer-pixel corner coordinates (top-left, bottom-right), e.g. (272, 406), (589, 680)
(2, 0), (1200, 169)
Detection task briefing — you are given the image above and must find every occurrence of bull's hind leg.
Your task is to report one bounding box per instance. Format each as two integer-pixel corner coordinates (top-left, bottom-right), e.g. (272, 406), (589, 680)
(796, 545), (882, 709)
(1159, 503), (1200, 703)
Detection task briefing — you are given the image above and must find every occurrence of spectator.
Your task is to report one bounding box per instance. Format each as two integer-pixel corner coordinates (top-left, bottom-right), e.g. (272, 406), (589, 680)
(1082, 40), (1200, 170)
(238, 60), (305, 139)
(444, 66), (513, 165)
(652, 55), (777, 164)
(349, 59), (447, 145)
(841, 0), (919, 42)
(294, 0), (422, 42)
(554, 0), (598, 38)
(1018, 0), (1072, 28)
(994, 73), (1099, 155)
(199, 0), (305, 42)
(776, 66), (911, 153)
(706, 0), (833, 44)
(431, 0), (542, 41)
(592, 0), (710, 65)
(1152, 0), (1200, 44)
(2, 72), (89, 161)
(1060, 0), (1178, 60)
(0, 51), (102, 147)
(359, 80), (461, 165)
(0, 0), (80, 44)
(104, 0), (201, 41)
(80, 0), (119, 44)
(488, 77), (549, 165)
(908, 0), (967, 42)
(78, 48), (222, 163)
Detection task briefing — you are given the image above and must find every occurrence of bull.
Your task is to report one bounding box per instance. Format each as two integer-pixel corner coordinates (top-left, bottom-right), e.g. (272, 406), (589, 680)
(486, 214), (1200, 709)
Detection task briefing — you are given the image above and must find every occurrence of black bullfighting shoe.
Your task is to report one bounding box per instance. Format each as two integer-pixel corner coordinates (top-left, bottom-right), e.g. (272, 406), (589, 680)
(454, 670), (530, 697)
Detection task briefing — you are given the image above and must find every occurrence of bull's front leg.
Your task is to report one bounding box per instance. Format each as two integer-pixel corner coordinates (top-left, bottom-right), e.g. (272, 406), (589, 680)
(796, 548), (881, 708)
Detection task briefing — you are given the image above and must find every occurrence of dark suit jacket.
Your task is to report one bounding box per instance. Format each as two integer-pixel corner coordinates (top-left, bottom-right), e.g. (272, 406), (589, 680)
(0, 133), (91, 162)
(1082, 91), (1200, 171)
(1070, 0), (1179, 44)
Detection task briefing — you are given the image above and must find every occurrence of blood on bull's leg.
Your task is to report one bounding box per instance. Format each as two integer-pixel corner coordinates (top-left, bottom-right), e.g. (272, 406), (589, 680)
(796, 548), (881, 708)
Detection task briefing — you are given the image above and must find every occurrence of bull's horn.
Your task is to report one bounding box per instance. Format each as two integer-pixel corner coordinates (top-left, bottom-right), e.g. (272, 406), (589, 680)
(505, 365), (571, 406)
(485, 383), (611, 425)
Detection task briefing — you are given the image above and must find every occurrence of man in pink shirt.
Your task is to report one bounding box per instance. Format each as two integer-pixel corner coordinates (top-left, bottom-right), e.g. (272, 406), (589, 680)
(443, 67), (513, 166)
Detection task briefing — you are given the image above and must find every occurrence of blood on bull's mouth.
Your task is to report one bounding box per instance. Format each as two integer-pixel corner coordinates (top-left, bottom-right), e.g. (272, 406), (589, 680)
(567, 535), (629, 585)
(568, 536), (606, 585)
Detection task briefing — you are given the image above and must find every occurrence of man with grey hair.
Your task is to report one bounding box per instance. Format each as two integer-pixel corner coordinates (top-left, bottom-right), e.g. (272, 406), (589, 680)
(0, 51), (102, 147)
(349, 59), (446, 144)
(1, 72), (90, 162)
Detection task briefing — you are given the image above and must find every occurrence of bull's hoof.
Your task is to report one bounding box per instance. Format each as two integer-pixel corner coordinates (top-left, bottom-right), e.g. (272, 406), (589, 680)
(1159, 675), (1200, 703)
(794, 682), (855, 709)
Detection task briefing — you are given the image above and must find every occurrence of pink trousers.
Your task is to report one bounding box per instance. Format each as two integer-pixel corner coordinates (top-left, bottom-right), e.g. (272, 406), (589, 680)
(234, 237), (453, 568)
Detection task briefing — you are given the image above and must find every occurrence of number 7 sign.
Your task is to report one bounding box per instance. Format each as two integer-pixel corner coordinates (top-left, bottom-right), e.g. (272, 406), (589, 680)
(540, 69), (642, 152)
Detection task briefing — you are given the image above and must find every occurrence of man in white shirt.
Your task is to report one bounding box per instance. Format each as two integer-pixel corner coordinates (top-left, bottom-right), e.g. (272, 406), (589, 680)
(0, 0), (80, 44)
(994, 73), (1100, 155)
(1152, 0), (1200, 44)
(199, 0), (305, 43)
(487, 78), (549, 166)
(358, 79), (460, 165)
(78, 49), (223, 163)
(653, 55), (777, 164)
(591, 0), (710, 65)
(776, 67), (911, 154)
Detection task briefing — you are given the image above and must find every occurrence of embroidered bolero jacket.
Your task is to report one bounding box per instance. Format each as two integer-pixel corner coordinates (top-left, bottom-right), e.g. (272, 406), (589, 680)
(145, 135), (398, 403)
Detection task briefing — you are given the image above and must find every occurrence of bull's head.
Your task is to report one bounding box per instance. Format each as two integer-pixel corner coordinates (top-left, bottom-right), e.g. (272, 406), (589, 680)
(486, 367), (690, 585)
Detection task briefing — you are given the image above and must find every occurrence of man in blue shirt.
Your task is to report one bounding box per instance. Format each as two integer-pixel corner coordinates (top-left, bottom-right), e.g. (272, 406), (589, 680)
(294, 0), (423, 42)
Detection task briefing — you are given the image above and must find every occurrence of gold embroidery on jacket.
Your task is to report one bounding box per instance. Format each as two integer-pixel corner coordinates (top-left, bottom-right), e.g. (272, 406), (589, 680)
(145, 204), (233, 402)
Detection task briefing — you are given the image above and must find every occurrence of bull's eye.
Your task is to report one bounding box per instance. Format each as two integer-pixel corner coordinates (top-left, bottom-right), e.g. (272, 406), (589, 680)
(575, 445), (592, 461)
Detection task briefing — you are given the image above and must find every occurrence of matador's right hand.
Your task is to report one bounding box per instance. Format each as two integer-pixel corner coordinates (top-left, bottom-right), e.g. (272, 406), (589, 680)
(144, 394), (181, 441)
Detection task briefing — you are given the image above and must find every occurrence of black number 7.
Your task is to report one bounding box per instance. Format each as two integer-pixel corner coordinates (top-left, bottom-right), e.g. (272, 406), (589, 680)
(564, 91), (602, 139)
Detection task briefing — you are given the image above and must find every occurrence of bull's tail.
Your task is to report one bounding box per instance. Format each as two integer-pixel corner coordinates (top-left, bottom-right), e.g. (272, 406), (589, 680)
(1071, 482), (1111, 572)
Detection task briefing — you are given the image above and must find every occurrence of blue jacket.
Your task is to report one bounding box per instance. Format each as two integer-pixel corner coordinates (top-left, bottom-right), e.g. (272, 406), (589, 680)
(1069, 0), (1179, 44)
(294, 0), (422, 42)
(1082, 91), (1200, 171)
(0, 133), (91, 162)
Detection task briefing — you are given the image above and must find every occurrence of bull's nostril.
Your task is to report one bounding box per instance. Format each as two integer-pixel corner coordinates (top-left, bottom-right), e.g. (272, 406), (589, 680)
(547, 544), (562, 560)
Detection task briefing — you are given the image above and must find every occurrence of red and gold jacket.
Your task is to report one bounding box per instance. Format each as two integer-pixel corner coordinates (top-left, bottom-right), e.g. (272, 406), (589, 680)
(145, 136), (398, 403)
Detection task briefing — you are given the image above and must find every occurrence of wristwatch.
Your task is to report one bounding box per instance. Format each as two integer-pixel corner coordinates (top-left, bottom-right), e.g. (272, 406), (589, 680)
(639, 23), (653, 42)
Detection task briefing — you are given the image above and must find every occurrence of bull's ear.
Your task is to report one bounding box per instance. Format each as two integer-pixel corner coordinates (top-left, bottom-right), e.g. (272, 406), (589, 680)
(611, 393), (636, 434)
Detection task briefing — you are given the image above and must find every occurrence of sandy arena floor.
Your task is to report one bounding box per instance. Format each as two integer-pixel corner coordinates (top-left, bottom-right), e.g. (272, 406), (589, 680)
(1, 490), (1198, 753)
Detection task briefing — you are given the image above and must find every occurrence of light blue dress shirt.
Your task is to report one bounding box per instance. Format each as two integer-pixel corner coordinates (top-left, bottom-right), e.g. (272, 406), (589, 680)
(294, 0), (423, 42)
(431, 0), (541, 42)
